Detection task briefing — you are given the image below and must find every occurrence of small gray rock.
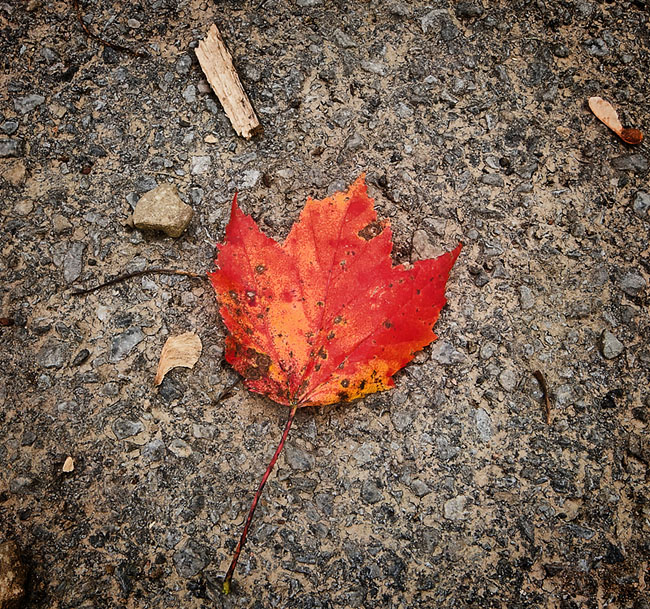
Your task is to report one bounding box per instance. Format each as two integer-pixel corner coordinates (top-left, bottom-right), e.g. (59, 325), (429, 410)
(112, 418), (144, 440)
(620, 272), (646, 297)
(600, 330), (624, 359)
(498, 369), (519, 392)
(14, 93), (45, 114)
(632, 191), (650, 218)
(168, 438), (192, 458)
(190, 156), (211, 175)
(240, 169), (261, 189)
(0, 120), (19, 135)
(0, 540), (27, 609)
(182, 84), (196, 103)
(430, 340), (466, 365)
(9, 477), (33, 493)
(360, 61), (386, 76)
(444, 495), (467, 521)
(175, 54), (192, 76)
(480, 173), (504, 187)
(173, 540), (207, 578)
(132, 184), (193, 238)
(109, 327), (145, 362)
(37, 340), (67, 369)
(475, 407), (492, 441)
(361, 479), (383, 504)
(332, 28), (356, 48)
(142, 438), (166, 461)
(455, 2), (484, 18)
(436, 435), (460, 461)
(411, 479), (432, 498)
(584, 37), (608, 57)
(391, 410), (415, 433)
(0, 138), (23, 157)
(345, 132), (365, 151)
(612, 154), (648, 174)
(63, 242), (85, 284)
(519, 285), (535, 310)
(285, 444), (314, 471)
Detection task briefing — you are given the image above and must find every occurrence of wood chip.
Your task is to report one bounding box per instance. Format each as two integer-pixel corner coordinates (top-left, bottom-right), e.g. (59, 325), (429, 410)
(154, 332), (202, 386)
(195, 24), (262, 139)
(63, 456), (74, 472)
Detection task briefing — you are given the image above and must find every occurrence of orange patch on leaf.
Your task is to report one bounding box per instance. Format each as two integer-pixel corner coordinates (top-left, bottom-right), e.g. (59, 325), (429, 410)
(209, 175), (461, 407)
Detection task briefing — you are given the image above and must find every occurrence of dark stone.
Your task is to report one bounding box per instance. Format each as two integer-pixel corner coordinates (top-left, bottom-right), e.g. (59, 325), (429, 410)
(72, 348), (90, 366)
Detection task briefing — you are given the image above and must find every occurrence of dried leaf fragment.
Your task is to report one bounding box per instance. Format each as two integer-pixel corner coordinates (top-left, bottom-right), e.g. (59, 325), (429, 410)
(63, 456), (74, 472)
(154, 332), (202, 386)
(588, 96), (643, 145)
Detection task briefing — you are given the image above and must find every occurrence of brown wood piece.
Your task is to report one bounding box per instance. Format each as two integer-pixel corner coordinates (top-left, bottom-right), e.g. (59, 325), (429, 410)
(533, 370), (553, 425)
(195, 24), (261, 139)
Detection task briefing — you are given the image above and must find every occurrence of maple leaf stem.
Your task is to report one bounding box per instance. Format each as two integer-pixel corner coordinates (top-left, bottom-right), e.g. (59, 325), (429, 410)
(223, 404), (299, 595)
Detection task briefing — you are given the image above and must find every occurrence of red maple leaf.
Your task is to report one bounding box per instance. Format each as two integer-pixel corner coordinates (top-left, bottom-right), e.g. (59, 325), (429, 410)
(210, 175), (461, 592)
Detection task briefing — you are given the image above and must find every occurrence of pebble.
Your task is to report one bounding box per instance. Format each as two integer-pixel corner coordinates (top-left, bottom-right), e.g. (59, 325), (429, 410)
(240, 169), (261, 189)
(13, 93), (45, 114)
(189, 156), (211, 175)
(498, 369), (519, 392)
(109, 327), (145, 362)
(63, 242), (85, 283)
(436, 435), (460, 461)
(480, 173), (504, 187)
(600, 330), (624, 359)
(142, 438), (166, 461)
(332, 28), (356, 48)
(9, 477), (33, 493)
(455, 2), (484, 18)
(360, 61), (386, 76)
(37, 339), (68, 369)
(168, 438), (192, 458)
(475, 407), (492, 441)
(132, 184), (193, 238)
(611, 154), (648, 174)
(345, 132), (365, 151)
(632, 191), (650, 218)
(182, 84), (196, 103)
(0, 120), (18, 135)
(443, 495), (467, 521)
(2, 159), (26, 185)
(0, 540), (27, 609)
(391, 409), (414, 433)
(72, 349), (90, 366)
(175, 55), (192, 76)
(410, 479), (432, 497)
(361, 479), (383, 504)
(519, 285), (535, 310)
(620, 272), (646, 297)
(285, 444), (314, 471)
(173, 540), (207, 578)
(430, 340), (466, 365)
(112, 418), (144, 440)
(0, 138), (23, 157)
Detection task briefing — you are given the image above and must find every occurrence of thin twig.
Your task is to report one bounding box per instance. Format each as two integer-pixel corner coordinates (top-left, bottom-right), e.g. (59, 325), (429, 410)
(214, 378), (241, 405)
(71, 268), (205, 296)
(73, 0), (149, 58)
(533, 370), (552, 425)
(223, 404), (299, 594)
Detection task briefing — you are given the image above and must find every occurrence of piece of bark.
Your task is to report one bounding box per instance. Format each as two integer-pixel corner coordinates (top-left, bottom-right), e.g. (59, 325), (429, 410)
(195, 24), (261, 139)
(154, 332), (202, 386)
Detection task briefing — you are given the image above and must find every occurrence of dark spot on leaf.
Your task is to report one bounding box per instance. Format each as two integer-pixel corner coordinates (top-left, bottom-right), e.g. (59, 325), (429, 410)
(229, 290), (240, 303)
(257, 313), (264, 319)
(384, 320), (392, 328)
(327, 331), (335, 340)
(334, 316), (343, 324)
(358, 220), (384, 241)
(341, 379), (350, 388)
(359, 380), (366, 391)
(243, 349), (271, 380)
(255, 265), (266, 274)
(317, 301), (324, 307)
(338, 391), (350, 401)
(315, 364), (321, 372)
(318, 347), (327, 359)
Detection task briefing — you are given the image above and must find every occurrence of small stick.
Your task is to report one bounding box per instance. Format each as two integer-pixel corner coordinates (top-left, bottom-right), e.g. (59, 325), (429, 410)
(195, 24), (262, 139)
(533, 370), (552, 425)
(223, 404), (299, 594)
(73, 0), (149, 58)
(71, 268), (205, 296)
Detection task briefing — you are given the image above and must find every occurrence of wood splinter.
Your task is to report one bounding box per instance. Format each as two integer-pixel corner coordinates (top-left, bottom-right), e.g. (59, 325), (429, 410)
(195, 24), (262, 139)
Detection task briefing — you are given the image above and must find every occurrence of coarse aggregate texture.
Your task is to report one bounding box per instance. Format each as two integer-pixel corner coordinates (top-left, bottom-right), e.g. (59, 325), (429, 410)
(1, 1), (649, 608)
